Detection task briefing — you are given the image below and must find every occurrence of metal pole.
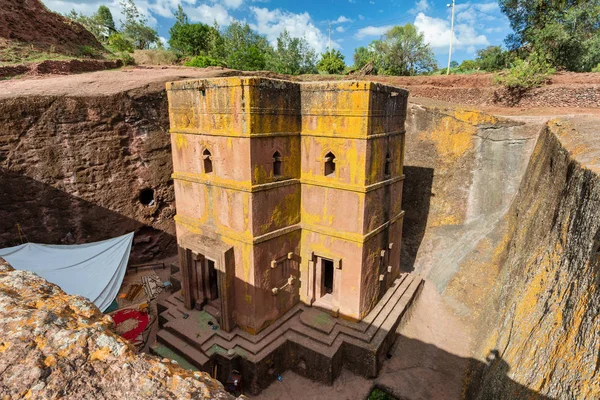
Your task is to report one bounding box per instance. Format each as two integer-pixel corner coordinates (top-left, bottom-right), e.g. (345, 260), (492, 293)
(328, 22), (332, 52)
(447, 0), (455, 75)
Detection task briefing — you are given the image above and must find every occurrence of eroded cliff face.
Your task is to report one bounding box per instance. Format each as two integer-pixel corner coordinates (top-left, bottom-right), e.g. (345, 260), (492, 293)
(402, 103), (600, 398)
(471, 118), (600, 399)
(0, 87), (176, 262)
(402, 102), (544, 319)
(0, 258), (236, 399)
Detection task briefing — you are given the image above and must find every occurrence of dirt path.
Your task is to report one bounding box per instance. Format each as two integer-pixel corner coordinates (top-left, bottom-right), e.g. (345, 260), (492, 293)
(254, 282), (473, 400)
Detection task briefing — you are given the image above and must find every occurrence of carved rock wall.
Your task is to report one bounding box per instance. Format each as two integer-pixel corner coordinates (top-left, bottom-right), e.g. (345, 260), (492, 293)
(0, 89), (176, 263)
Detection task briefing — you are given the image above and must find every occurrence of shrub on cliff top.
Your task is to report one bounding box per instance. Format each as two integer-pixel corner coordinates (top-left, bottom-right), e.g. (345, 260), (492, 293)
(184, 55), (222, 68)
(495, 52), (555, 90)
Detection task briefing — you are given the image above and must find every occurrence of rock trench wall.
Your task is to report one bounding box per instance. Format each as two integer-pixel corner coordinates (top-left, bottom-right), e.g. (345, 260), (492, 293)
(470, 119), (600, 399)
(401, 103), (544, 318)
(401, 104), (599, 398)
(0, 88), (176, 263)
(0, 258), (235, 399)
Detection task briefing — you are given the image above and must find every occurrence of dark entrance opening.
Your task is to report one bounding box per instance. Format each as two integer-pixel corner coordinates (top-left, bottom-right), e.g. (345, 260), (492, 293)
(139, 188), (155, 206)
(273, 151), (282, 176)
(207, 259), (219, 300)
(322, 258), (334, 295)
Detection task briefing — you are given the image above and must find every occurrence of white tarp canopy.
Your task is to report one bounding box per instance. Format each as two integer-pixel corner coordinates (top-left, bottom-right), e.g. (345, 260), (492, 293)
(0, 233), (134, 312)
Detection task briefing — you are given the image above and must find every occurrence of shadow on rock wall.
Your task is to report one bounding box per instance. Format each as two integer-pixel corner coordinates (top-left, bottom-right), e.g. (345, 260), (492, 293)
(400, 166), (434, 273)
(0, 168), (175, 263)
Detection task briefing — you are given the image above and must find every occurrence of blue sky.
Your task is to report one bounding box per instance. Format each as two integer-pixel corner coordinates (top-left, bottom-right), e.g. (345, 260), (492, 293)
(42, 0), (512, 67)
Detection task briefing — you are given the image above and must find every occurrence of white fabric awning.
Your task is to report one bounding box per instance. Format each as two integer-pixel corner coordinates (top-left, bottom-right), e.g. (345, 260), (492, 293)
(0, 233), (134, 312)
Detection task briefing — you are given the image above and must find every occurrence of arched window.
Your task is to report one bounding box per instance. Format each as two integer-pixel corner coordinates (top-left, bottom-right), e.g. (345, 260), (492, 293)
(203, 149), (213, 174)
(324, 152), (336, 177)
(273, 151), (282, 177)
(384, 152), (391, 177)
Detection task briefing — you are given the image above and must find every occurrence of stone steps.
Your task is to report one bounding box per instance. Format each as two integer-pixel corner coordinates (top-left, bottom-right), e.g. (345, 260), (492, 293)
(156, 329), (210, 368)
(153, 274), (424, 370)
(203, 303), (221, 321)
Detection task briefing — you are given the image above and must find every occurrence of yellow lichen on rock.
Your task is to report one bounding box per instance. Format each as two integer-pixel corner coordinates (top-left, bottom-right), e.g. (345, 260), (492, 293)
(0, 258), (238, 400)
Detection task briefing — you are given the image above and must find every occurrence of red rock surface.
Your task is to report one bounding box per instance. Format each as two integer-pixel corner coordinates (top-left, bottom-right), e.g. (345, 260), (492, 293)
(0, 0), (102, 57)
(0, 258), (237, 399)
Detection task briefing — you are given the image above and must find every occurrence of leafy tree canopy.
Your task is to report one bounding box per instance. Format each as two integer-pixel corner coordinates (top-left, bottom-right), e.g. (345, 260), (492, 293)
(223, 22), (272, 70)
(66, 5), (116, 42)
(475, 46), (507, 71)
(318, 49), (346, 74)
(369, 24), (437, 76)
(500, 0), (600, 71)
(269, 30), (317, 75)
(174, 4), (188, 25)
(120, 0), (160, 50)
(169, 22), (214, 56)
(96, 6), (116, 33)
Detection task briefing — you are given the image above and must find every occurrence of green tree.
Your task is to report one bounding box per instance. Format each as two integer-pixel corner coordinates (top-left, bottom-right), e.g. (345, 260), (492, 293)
(108, 32), (134, 52)
(223, 22), (272, 70)
(96, 6), (116, 34)
(66, 6), (115, 42)
(353, 46), (376, 69)
(120, 0), (160, 50)
(184, 55), (222, 67)
(318, 49), (346, 74)
(174, 4), (188, 25)
(495, 51), (555, 90)
(499, 0), (600, 71)
(268, 30), (317, 75)
(372, 24), (437, 76)
(458, 59), (478, 71)
(169, 23), (213, 56)
(207, 21), (226, 61)
(475, 46), (507, 71)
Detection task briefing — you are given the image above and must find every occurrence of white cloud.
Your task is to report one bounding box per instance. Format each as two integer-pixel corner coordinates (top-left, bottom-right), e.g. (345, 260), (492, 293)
(477, 2), (500, 13)
(348, 0), (356, 3)
(485, 27), (504, 33)
(355, 25), (393, 39)
(414, 12), (489, 50)
(456, 2), (500, 23)
(409, 0), (429, 14)
(187, 3), (233, 26)
(148, 0), (180, 18)
(358, 14), (364, 20)
(222, 0), (243, 10)
(332, 15), (352, 24)
(336, 26), (345, 33)
(250, 7), (336, 53)
(42, 0), (157, 27)
(369, 1), (374, 4)
(43, 0), (122, 21)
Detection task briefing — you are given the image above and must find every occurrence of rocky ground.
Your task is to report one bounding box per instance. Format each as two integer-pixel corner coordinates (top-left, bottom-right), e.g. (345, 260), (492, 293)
(0, 258), (238, 399)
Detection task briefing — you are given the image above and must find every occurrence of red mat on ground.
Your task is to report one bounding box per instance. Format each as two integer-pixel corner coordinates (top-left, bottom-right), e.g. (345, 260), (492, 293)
(111, 309), (149, 341)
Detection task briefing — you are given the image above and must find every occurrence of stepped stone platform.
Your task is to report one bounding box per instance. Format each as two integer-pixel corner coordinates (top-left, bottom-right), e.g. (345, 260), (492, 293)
(152, 272), (424, 395)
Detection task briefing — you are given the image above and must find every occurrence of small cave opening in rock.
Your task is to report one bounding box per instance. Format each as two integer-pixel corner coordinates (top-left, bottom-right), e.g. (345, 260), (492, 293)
(139, 188), (155, 206)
